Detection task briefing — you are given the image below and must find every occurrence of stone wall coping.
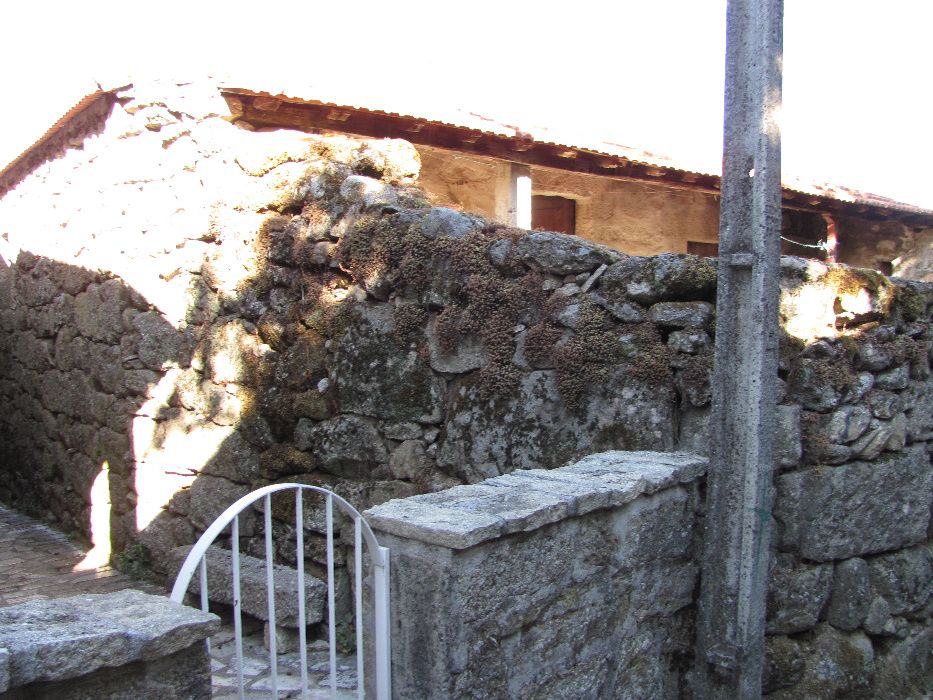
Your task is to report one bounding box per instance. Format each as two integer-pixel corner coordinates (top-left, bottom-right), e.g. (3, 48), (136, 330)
(364, 450), (708, 549)
(0, 589), (219, 690)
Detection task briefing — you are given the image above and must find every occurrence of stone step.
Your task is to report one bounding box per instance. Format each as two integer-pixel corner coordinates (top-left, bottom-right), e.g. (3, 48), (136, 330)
(170, 546), (326, 627)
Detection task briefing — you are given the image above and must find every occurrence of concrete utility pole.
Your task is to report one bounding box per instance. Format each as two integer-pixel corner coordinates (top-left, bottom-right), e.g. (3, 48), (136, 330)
(694, 0), (784, 698)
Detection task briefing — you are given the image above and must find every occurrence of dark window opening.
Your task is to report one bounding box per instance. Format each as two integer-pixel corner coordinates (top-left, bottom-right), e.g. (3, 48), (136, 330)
(780, 210), (827, 258)
(532, 195), (575, 235)
(877, 260), (894, 276)
(687, 241), (719, 257)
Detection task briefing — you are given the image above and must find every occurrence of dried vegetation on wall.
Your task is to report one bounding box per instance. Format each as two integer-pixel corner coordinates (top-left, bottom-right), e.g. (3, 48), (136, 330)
(0, 79), (930, 696)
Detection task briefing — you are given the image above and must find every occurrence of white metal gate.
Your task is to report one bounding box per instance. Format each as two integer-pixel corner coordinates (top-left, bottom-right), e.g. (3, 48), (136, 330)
(170, 483), (391, 699)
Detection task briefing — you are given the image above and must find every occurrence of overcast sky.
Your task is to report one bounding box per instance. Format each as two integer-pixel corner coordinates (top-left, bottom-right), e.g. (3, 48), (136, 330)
(2, 1), (930, 207)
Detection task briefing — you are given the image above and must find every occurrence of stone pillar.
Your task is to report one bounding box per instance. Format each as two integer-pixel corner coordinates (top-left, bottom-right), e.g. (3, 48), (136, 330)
(694, 0), (784, 697)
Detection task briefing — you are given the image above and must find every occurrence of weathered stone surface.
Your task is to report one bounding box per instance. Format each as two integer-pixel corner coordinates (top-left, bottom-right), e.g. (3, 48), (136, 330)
(587, 290), (646, 322)
(370, 456), (702, 699)
(774, 446), (931, 561)
(598, 253), (717, 305)
(867, 544), (933, 616)
(826, 557), (872, 631)
(349, 138), (421, 183)
(0, 648), (10, 693)
(843, 371), (874, 403)
(647, 301), (714, 328)
(869, 625), (932, 699)
(675, 360), (711, 407)
(768, 625), (875, 699)
(775, 405), (802, 468)
(786, 358), (846, 412)
(437, 369), (676, 482)
(904, 381), (933, 441)
(515, 231), (617, 275)
(331, 304), (444, 422)
(667, 328), (711, 354)
(425, 316), (487, 373)
(858, 338), (895, 371)
(74, 281), (128, 344)
(339, 174), (399, 209)
(170, 545), (326, 626)
(388, 439), (431, 481)
(676, 406), (710, 456)
(875, 364), (909, 390)
(766, 554), (833, 634)
(419, 207), (481, 240)
(884, 412), (907, 451)
(762, 635), (806, 694)
(848, 417), (895, 460)
(863, 596), (894, 635)
(199, 430), (261, 484)
(1, 643), (212, 700)
(0, 590), (218, 688)
(825, 404), (872, 443)
(555, 302), (582, 329)
(275, 331), (326, 390)
(133, 311), (185, 371)
(366, 450), (705, 548)
(486, 238), (512, 269)
(188, 475), (252, 532)
(868, 389), (904, 420)
(294, 414), (388, 478)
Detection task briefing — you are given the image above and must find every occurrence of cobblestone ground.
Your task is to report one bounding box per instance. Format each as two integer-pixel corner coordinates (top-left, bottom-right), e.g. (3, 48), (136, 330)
(210, 624), (359, 699)
(0, 503), (161, 605)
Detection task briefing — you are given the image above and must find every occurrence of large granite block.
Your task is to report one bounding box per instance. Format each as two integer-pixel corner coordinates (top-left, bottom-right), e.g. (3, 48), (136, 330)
(366, 450), (706, 549)
(0, 590), (217, 699)
(169, 544), (326, 626)
(774, 445), (931, 561)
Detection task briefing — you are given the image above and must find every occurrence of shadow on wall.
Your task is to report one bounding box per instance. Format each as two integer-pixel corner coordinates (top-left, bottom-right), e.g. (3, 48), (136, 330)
(0, 166), (448, 596)
(0, 251), (179, 565)
(0, 153), (929, 609)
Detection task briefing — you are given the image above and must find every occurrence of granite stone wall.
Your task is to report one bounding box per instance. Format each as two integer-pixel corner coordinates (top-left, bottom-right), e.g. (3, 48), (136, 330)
(367, 447), (931, 699)
(0, 79), (930, 695)
(366, 452), (707, 699)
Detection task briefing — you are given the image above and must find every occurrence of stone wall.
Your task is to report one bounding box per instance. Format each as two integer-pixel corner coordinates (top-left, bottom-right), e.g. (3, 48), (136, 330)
(0, 590), (217, 699)
(0, 78), (930, 693)
(366, 452), (706, 699)
(367, 446), (931, 698)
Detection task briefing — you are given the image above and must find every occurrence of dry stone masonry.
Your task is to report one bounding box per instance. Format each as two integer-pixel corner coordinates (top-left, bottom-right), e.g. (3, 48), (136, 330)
(0, 79), (930, 696)
(0, 590), (217, 699)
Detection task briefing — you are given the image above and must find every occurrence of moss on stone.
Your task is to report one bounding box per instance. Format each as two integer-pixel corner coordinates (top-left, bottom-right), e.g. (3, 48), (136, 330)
(392, 304), (428, 348)
(820, 265), (895, 319)
(678, 351), (713, 390)
(554, 301), (623, 408)
(779, 331), (807, 367)
(524, 323), (563, 368)
(895, 284), (927, 322)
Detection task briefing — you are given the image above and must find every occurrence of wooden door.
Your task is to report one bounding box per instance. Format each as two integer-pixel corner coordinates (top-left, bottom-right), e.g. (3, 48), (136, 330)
(532, 195), (575, 234)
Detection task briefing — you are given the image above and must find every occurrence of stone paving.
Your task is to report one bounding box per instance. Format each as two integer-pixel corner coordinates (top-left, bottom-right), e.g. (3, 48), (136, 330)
(210, 624), (359, 699)
(0, 503), (160, 606)
(0, 503), (359, 698)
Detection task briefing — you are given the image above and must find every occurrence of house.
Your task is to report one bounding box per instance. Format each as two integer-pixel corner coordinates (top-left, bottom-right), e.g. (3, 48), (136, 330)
(0, 78), (929, 698)
(2, 77), (932, 280)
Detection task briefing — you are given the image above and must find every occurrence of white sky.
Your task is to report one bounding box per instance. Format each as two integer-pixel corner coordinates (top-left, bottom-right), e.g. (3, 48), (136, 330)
(2, 0), (931, 208)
